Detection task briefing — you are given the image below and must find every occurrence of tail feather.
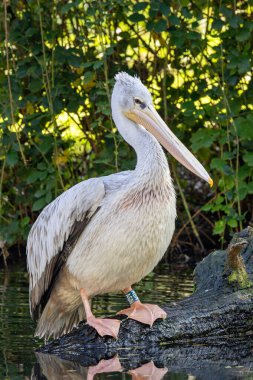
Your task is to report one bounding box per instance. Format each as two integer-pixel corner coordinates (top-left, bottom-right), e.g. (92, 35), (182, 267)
(35, 300), (85, 340)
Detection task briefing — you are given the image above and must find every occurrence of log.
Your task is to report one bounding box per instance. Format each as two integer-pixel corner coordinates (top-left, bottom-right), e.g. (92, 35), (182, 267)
(35, 227), (253, 377)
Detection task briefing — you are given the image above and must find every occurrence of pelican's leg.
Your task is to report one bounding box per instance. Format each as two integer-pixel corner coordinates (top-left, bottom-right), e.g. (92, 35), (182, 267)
(117, 287), (167, 326)
(80, 288), (121, 338)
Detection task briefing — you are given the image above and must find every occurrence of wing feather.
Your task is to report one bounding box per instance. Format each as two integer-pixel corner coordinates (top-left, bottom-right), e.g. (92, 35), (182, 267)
(27, 178), (105, 318)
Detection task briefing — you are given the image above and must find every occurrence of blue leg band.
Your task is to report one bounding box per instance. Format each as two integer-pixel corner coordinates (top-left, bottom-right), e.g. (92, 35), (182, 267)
(125, 290), (139, 305)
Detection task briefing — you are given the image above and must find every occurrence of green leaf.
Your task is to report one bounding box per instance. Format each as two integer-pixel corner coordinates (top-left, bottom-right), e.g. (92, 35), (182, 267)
(60, 2), (75, 14)
(227, 218), (238, 228)
(83, 62), (93, 68)
(8, 220), (19, 235)
(210, 158), (233, 175)
(133, 2), (148, 11)
(45, 192), (52, 203)
(150, 2), (159, 11)
(218, 176), (235, 191)
(146, 21), (155, 31)
(6, 151), (18, 167)
(191, 129), (219, 152)
(220, 5), (232, 18)
(170, 30), (185, 48)
(67, 53), (82, 68)
(236, 28), (251, 42)
(229, 15), (243, 28)
(29, 79), (42, 93)
(40, 139), (52, 154)
(37, 162), (47, 171)
(169, 14), (180, 26)
(238, 165), (251, 180)
(213, 219), (225, 235)
(34, 189), (46, 198)
(129, 13), (145, 22)
(21, 216), (30, 227)
(32, 198), (47, 211)
(154, 19), (167, 32)
(216, 195), (224, 204)
(187, 31), (201, 40)
(93, 61), (103, 70)
(236, 116), (253, 140)
(160, 4), (170, 16)
(39, 171), (48, 180)
(243, 152), (253, 166)
(26, 170), (41, 184)
(238, 182), (248, 200)
(248, 181), (253, 194)
(25, 27), (37, 37)
(106, 47), (114, 56)
(181, 7), (191, 18)
(212, 19), (224, 31)
(202, 203), (212, 212)
(83, 71), (94, 84)
(238, 57), (251, 74)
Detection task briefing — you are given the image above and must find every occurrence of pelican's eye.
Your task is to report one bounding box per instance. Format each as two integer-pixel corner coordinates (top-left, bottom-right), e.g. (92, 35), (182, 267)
(134, 97), (146, 109)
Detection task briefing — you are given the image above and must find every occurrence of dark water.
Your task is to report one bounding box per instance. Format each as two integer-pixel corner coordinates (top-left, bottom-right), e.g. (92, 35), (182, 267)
(0, 262), (252, 380)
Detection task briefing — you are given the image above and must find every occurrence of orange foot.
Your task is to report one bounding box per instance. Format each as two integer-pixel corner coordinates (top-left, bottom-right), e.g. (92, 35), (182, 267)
(117, 301), (167, 326)
(87, 315), (121, 338)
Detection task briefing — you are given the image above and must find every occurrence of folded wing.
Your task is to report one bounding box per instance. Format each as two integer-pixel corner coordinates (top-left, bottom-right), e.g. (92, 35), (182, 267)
(27, 178), (105, 320)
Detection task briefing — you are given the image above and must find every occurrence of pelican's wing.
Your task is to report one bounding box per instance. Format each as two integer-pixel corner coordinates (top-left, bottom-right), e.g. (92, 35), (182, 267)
(27, 178), (105, 320)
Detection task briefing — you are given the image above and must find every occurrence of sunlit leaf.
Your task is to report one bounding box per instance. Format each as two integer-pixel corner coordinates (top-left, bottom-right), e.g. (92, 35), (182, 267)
(213, 220), (225, 235)
(227, 218), (237, 228)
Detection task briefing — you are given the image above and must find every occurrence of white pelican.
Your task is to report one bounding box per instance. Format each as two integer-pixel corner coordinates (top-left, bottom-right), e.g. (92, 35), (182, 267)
(27, 72), (212, 339)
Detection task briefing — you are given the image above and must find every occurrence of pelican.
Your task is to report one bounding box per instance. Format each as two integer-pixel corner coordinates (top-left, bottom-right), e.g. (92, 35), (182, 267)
(27, 72), (212, 339)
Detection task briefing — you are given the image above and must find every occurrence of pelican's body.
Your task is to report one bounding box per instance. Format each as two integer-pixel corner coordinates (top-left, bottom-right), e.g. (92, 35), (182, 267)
(27, 73), (211, 339)
(69, 138), (175, 293)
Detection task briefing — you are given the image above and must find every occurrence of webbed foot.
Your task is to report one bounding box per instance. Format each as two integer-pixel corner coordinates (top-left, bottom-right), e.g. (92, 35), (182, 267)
(117, 301), (166, 326)
(87, 315), (121, 338)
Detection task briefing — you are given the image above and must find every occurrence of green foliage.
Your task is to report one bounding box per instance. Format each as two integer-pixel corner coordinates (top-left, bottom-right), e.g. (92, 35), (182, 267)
(0, 0), (252, 248)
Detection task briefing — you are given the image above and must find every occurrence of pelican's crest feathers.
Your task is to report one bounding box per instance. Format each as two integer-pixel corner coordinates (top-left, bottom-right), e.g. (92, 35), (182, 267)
(115, 72), (142, 87)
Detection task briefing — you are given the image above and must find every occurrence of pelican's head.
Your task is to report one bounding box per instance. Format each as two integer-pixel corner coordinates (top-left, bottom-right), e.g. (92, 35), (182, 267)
(112, 72), (213, 186)
(112, 72), (152, 112)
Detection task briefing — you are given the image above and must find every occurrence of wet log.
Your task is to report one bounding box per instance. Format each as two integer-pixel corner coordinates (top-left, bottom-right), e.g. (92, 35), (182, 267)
(38, 227), (253, 366)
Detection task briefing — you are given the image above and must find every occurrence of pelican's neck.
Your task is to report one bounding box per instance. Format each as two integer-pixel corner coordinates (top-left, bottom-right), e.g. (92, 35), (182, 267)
(134, 126), (169, 178)
(112, 110), (169, 181)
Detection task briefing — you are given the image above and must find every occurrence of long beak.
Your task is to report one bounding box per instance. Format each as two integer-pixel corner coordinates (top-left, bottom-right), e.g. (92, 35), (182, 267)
(124, 106), (213, 186)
